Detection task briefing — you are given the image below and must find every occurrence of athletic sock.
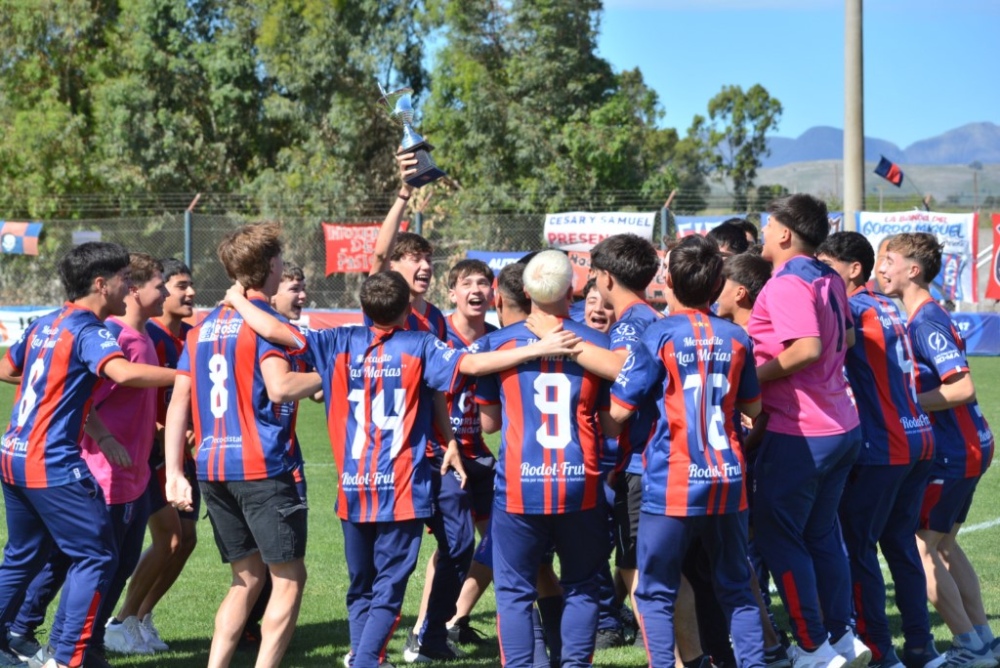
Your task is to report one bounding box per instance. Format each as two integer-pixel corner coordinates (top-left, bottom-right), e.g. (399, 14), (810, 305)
(956, 631), (985, 651)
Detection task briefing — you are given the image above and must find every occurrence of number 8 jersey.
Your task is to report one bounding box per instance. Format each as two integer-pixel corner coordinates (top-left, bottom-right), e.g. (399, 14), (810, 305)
(474, 320), (610, 515)
(611, 309), (760, 517)
(179, 299), (306, 482)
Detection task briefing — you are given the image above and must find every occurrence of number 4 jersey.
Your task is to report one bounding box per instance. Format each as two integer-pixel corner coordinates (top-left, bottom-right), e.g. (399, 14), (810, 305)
(611, 309), (760, 517)
(474, 319), (610, 515)
(298, 325), (466, 523)
(179, 299), (306, 483)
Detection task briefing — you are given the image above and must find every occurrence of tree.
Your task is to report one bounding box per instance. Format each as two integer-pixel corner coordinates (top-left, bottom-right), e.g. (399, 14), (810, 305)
(687, 84), (782, 211)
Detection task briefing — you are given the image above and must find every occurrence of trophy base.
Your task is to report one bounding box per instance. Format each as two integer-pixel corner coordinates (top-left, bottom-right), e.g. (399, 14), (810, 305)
(399, 143), (446, 187)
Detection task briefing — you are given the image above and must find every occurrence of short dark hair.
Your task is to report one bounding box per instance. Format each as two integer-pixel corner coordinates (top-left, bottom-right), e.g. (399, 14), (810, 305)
(359, 271), (411, 325)
(159, 258), (193, 283)
(816, 232), (875, 283)
(390, 232), (433, 262)
(128, 253), (164, 287)
(582, 277), (599, 299)
(282, 263), (305, 283)
(218, 223), (283, 290)
(59, 242), (130, 302)
(722, 253), (772, 304)
(766, 194), (830, 251)
(886, 233), (943, 283)
(668, 235), (724, 307)
(707, 222), (750, 254)
(448, 259), (494, 289)
(589, 234), (660, 292)
(497, 263), (531, 313)
(728, 217), (758, 244)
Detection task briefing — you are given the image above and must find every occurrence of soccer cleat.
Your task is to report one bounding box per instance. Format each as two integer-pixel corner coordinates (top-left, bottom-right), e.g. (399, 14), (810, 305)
(26, 645), (54, 668)
(81, 645), (113, 668)
(403, 638), (467, 663)
(940, 643), (997, 668)
(990, 639), (1000, 661)
(789, 641), (850, 668)
(0, 646), (28, 668)
(832, 631), (873, 668)
(595, 627), (626, 650)
(5, 634), (40, 664)
(868, 647), (904, 668)
(139, 613), (170, 652)
(104, 616), (153, 655)
(765, 644), (793, 668)
(446, 616), (487, 646)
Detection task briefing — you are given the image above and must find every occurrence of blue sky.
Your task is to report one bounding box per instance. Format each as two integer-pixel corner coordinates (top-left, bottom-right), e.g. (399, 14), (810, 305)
(597, 0), (999, 148)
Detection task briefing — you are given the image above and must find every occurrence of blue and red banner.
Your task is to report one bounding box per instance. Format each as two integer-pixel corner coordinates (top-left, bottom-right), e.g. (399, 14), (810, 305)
(0, 221), (43, 255)
(874, 156), (904, 187)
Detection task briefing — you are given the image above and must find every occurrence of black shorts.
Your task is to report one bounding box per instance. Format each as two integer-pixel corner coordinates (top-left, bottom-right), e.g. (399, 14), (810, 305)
(463, 455), (496, 522)
(613, 472), (643, 569)
(200, 472), (308, 565)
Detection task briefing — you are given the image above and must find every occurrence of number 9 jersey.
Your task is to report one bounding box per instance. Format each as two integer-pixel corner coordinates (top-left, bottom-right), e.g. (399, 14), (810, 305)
(474, 319), (610, 515)
(178, 299), (307, 483)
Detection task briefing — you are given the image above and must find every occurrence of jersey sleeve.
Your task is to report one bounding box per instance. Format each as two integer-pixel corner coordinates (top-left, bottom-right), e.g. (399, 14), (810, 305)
(422, 335), (465, 393)
(469, 333), (499, 405)
(610, 342), (660, 411)
(609, 320), (641, 353)
(177, 339), (192, 375)
(768, 275), (821, 343)
(77, 323), (126, 376)
(302, 328), (337, 380)
(5, 327), (29, 373)
(735, 335), (761, 403)
(912, 320), (968, 381)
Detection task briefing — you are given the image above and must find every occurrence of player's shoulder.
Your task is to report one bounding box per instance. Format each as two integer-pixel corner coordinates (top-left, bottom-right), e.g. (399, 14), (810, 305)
(564, 317), (609, 347)
(774, 255), (834, 282)
(620, 300), (662, 326)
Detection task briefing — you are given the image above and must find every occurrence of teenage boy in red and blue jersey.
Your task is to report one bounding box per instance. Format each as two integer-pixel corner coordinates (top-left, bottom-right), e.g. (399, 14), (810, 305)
(0, 242), (175, 668)
(879, 233), (997, 668)
(476, 250), (611, 668)
(164, 224), (309, 668)
(816, 232), (940, 668)
(609, 234), (764, 668)
(748, 194), (868, 668)
(224, 269), (579, 668)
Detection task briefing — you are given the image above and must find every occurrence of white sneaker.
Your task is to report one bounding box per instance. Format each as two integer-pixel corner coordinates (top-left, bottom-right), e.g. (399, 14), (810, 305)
(139, 613), (169, 652)
(832, 631), (873, 668)
(791, 641), (851, 668)
(104, 616), (153, 655)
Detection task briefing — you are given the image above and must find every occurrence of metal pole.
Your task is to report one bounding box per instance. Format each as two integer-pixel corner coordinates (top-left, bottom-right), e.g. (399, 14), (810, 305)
(843, 0), (865, 229)
(185, 193), (201, 270)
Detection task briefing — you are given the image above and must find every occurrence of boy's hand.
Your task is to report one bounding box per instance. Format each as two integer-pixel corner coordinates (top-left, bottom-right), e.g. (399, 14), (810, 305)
(396, 150), (418, 192)
(442, 440), (467, 488)
(525, 312), (562, 339)
(534, 328), (582, 358)
(167, 474), (194, 513)
(223, 281), (247, 308)
(98, 435), (133, 469)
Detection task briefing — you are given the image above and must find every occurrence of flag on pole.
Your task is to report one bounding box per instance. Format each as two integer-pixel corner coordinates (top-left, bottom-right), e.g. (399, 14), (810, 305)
(0, 221), (44, 255)
(873, 156), (904, 187)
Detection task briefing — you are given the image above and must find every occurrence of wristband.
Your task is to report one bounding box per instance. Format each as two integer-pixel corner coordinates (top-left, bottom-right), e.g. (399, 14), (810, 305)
(397, 191), (411, 202)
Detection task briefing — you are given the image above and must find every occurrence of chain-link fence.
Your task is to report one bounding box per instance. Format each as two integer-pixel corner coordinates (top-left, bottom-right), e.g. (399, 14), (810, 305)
(2, 198), (997, 311)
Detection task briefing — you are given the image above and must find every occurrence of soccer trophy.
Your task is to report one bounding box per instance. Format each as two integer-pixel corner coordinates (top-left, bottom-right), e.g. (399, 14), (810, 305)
(377, 82), (446, 187)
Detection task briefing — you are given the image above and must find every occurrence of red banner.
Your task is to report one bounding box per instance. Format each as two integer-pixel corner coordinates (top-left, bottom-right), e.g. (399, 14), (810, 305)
(323, 221), (407, 275)
(567, 250), (668, 304)
(987, 214), (1000, 300)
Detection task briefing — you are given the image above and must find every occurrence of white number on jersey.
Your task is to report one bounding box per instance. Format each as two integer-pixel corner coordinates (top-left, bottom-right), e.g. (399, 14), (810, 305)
(348, 388), (406, 460)
(208, 354), (229, 419)
(894, 337), (919, 404)
(682, 373), (731, 451)
(533, 373), (572, 450)
(16, 359), (47, 427)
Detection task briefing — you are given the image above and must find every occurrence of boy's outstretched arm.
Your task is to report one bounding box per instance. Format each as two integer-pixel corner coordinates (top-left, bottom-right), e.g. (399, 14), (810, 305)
(371, 151), (420, 275)
(260, 356), (322, 404)
(102, 358), (176, 388)
(225, 284), (304, 349)
(458, 328), (582, 376)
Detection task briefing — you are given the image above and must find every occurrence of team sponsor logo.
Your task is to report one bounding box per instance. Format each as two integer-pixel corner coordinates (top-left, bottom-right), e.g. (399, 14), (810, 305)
(520, 461), (585, 477)
(927, 331), (948, 353)
(688, 462), (742, 479)
(899, 414), (932, 432)
(614, 351), (636, 387)
(341, 471), (394, 487)
(613, 323), (638, 340)
(0, 233), (16, 253)
(433, 339), (449, 351)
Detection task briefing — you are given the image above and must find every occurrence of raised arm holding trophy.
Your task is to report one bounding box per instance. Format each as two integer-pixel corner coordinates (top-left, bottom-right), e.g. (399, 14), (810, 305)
(377, 81), (446, 187)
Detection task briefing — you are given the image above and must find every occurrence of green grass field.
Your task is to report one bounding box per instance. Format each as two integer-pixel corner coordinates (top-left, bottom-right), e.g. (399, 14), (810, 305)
(1, 360), (999, 667)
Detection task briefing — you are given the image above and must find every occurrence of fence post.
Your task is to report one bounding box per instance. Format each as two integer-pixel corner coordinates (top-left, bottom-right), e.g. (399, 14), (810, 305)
(660, 205), (669, 250)
(414, 210), (423, 236)
(185, 193), (200, 271)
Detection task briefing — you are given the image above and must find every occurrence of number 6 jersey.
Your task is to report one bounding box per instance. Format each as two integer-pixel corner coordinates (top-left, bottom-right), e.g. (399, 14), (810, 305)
(178, 298), (306, 482)
(474, 319), (609, 515)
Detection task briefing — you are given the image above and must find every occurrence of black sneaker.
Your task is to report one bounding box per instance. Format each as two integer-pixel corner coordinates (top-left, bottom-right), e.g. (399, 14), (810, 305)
(595, 628), (626, 650)
(764, 644), (792, 668)
(404, 640), (466, 663)
(0, 646), (28, 668)
(6, 634), (39, 664)
(83, 645), (114, 668)
(26, 644), (53, 668)
(903, 641), (947, 668)
(446, 617), (487, 646)
(869, 647), (905, 668)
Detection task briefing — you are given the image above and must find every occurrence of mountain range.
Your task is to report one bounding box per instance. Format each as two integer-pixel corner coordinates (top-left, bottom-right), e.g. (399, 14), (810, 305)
(762, 122), (1000, 167)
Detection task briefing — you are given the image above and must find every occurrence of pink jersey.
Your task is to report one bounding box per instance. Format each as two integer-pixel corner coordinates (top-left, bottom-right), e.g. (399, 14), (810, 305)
(748, 256), (859, 437)
(80, 318), (159, 504)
